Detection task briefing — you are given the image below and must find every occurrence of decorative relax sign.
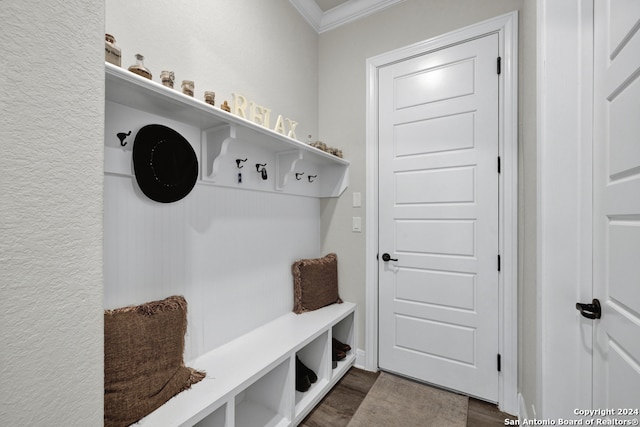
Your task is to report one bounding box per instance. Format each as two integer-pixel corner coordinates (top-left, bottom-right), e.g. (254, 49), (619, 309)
(232, 93), (298, 140)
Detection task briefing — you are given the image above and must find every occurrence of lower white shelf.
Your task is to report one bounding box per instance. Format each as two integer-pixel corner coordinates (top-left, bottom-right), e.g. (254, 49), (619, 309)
(137, 301), (356, 427)
(235, 399), (288, 427)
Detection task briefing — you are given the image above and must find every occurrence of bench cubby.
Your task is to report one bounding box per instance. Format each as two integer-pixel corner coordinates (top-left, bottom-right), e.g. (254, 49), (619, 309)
(136, 302), (356, 426)
(193, 404), (226, 427)
(235, 359), (291, 427)
(294, 331), (330, 416)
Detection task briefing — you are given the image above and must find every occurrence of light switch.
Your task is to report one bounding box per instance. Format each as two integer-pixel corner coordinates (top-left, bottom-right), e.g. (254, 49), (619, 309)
(352, 216), (362, 232)
(352, 192), (362, 207)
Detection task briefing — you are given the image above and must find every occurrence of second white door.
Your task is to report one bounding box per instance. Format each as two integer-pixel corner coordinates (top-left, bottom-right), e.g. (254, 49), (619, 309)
(378, 33), (500, 401)
(592, 0), (640, 415)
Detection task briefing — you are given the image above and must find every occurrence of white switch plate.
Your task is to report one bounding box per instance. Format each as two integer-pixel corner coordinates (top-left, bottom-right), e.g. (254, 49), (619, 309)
(352, 216), (362, 232)
(352, 192), (361, 207)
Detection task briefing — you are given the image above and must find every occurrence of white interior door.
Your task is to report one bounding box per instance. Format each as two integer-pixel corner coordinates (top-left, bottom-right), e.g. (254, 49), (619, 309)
(592, 0), (640, 414)
(378, 33), (500, 401)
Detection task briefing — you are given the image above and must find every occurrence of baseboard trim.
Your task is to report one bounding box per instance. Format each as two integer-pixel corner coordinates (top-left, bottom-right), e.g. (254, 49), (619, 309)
(354, 349), (372, 371)
(518, 393), (529, 421)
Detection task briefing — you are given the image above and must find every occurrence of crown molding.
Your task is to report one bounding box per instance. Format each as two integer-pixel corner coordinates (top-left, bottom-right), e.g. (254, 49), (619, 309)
(289, 0), (324, 32)
(289, 0), (406, 33)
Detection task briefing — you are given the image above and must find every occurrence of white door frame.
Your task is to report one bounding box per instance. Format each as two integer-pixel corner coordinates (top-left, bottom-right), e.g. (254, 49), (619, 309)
(534, 0), (593, 419)
(365, 11), (519, 414)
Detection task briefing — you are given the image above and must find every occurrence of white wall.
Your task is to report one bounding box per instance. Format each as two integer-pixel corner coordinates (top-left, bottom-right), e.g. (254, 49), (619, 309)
(106, 0), (320, 142)
(0, 1), (105, 425)
(519, 0), (538, 418)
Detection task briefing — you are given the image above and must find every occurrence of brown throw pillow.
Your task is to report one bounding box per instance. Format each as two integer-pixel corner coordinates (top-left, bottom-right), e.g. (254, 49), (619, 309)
(292, 253), (343, 314)
(104, 295), (205, 427)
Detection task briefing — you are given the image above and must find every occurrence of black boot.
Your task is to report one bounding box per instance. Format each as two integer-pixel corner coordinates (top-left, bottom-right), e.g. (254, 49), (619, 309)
(333, 338), (351, 353)
(332, 347), (346, 362)
(296, 355), (318, 383)
(295, 356), (313, 392)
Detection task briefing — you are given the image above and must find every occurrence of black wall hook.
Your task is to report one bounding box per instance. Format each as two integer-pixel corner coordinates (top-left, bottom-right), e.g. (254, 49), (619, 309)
(308, 175), (317, 183)
(117, 130), (131, 147)
(236, 158), (247, 168)
(295, 172), (305, 180)
(256, 163), (268, 180)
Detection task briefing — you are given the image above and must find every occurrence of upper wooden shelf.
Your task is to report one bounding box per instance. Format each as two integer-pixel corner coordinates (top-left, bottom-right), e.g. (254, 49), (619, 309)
(105, 63), (349, 198)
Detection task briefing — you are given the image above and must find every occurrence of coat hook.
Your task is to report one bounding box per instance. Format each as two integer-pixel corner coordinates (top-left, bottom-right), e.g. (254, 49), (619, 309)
(117, 130), (132, 147)
(295, 172), (305, 180)
(308, 175), (317, 183)
(256, 163), (268, 180)
(236, 158), (247, 168)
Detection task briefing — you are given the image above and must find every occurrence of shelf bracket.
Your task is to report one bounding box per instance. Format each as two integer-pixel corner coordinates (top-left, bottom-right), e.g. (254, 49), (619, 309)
(201, 124), (236, 182)
(275, 150), (303, 191)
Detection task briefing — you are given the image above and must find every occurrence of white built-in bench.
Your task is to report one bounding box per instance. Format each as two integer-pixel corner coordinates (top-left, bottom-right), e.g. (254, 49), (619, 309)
(137, 302), (356, 427)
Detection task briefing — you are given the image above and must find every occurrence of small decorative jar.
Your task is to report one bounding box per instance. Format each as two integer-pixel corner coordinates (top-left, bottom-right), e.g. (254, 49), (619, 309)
(105, 34), (121, 66)
(128, 54), (152, 80)
(160, 70), (175, 88)
(220, 100), (231, 112)
(204, 91), (215, 106)
(181, 80), (194, 97)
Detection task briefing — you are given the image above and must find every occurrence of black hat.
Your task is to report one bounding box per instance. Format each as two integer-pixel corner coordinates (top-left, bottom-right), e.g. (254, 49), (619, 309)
(132, 124), (198, 203)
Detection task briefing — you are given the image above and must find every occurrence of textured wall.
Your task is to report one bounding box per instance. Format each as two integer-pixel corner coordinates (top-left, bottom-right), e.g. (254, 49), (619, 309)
(0, 1), (105, 425)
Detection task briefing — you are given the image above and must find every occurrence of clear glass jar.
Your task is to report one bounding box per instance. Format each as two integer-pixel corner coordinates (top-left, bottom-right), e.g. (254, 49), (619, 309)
(181, 80), (194, 97)
(105, 34), (121, 66)
(128, 54), (152, 80)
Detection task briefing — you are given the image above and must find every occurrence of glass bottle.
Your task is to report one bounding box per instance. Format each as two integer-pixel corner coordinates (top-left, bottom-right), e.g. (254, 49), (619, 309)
(128, 54), (152, 80)
(105, 34), (121, 66)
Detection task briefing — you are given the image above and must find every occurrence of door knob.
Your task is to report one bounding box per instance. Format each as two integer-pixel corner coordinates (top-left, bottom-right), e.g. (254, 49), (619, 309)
(576, 298), (601, 319)
(381, 253), (398, 262)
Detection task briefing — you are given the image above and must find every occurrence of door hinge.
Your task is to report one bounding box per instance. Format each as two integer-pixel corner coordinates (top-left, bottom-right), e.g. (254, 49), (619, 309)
(497, 57), (502, 75)
(497, 254), (501, 272)
(497, 354), (502, 372)
(497, 156), (501, 173)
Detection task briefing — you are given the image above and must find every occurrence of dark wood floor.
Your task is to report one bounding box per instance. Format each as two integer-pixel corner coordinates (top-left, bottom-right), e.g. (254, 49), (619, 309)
(301, 367), (517, 426)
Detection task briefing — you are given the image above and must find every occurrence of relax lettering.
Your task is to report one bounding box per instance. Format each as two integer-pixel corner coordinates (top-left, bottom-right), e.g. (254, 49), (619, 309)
(232, 93), (298, 139)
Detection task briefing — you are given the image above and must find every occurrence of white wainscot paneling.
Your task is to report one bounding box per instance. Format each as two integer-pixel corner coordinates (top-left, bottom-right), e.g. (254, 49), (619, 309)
(104, 176), (321, 361)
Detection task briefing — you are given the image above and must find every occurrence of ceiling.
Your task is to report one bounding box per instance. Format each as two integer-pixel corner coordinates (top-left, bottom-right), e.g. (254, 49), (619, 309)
(315, 0), (350, 12)
(289, 0), (405, 33)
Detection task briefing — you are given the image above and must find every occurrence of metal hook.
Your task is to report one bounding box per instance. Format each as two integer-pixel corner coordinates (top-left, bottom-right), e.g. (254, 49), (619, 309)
(308, 175), (317, 183)
(295, 172), (305, 180)
(236, 158), (247, 168)
(117, 130), (132, 147)
(256, 163), (268, 180)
